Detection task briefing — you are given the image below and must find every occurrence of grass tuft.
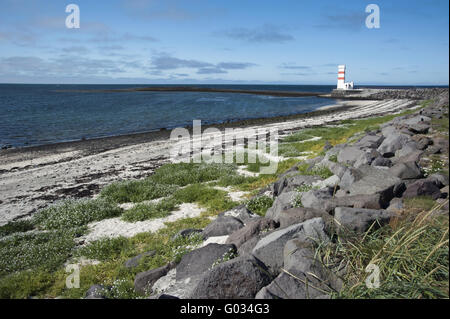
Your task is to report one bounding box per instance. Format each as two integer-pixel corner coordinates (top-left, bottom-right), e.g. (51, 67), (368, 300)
(32, 198), (123, 230)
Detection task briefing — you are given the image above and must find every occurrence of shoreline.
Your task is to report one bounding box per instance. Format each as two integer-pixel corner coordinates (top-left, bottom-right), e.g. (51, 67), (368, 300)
(54, 86), (328, 97)
(0, 101), (350, 166)
(0, 98), (419, 224)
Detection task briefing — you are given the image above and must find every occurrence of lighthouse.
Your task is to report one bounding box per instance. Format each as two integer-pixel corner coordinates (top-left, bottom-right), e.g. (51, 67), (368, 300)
(337, 65), (354, 90)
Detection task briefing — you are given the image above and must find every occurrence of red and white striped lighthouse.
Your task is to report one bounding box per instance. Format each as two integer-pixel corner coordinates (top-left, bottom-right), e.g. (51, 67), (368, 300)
(337, 65), (354, 90)
(337, 65), (346, 89)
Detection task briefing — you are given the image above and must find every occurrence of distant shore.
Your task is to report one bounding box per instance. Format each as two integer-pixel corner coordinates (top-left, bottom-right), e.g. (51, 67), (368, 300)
(55, 86), (327, 97)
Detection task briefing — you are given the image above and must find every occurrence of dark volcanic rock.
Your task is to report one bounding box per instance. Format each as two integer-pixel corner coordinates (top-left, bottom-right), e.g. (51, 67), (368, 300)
(134, 262), (175, 295)
(176, 243), (236, 281)
(252, 218), (328, 275)
(201, 216), (244, 238)
(371, 156), (393, 167)
(300, 187), (334, 209)
(226, 218), (278, 248)
(337, 146), (366, 166)
(402, 179), (442, 200)
(85, 284), (109, 299)
(218, 205), (258, 223)
(277, 207), (330, 228)
(190, 255), (273, 299)
(345, 165), (404, 203)
(377, 133), (411, 157)
(388, 161), (423, 180)
(353, 134), (384, 149)
(265, 191), (297, 221)
(334, 207), (395, 233)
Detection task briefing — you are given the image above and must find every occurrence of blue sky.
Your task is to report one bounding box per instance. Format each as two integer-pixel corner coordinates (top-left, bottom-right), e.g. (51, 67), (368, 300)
(0, 0), (448, 85)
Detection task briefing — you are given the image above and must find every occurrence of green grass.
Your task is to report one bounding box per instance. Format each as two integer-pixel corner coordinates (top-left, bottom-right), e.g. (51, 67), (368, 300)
(75, 237), (132, 262)
(318, 207), (449, 299)
(100, 180), (177, 203)
(121, 198), (179, 222)
(0, 216), (209, 299)
(245, 195), (274, 216)
(0, 220), (34, 238)
(100, 162), (240, 203)
(329, 154), (338, 163)
(404, 196), (438, 212)
(32, 198), (123, 230)
(172, 184), (237, 216)
(0, 227), (85, 277)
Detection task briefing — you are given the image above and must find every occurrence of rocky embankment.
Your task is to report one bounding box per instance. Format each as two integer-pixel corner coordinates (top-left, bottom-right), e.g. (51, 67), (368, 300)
(330, 88), (448, 100)
(86, 91), (449, 299)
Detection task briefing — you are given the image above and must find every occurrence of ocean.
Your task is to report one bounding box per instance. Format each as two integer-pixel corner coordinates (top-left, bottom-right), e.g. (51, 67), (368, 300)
(0, 84), (339, 148)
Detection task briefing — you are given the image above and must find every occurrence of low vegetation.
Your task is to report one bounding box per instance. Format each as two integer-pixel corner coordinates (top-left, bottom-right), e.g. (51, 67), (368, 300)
(32, 198), (123, 230)
(121, 199), (179, 222)
(245, 195), (274, 216)
(318, 204), (449, 299)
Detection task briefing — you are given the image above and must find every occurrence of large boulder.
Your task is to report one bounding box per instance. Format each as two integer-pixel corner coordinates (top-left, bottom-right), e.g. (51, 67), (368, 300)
(312, 175), (340, 189)
(226, 218), (278, 248)
(388, 161), (423, 180)
(337, 146), (366, 165)
(277, 207), (330, 228)
(339, 167), (365, 190)
(134, 262), (175, 295)
(371, 156), (393, 168)
(85, 284), (109, 299)
(218, 205), (258, 223)
(354, 149), (381, 168)
(334, 207), (395, 233)
(327, 193), (387, 211)
(190, 255), (273, 299)
(303, 191), (387, 212)
(402, 179), (442, 200)
(345, 165), (404, 203)
(413, 136), (433, 150)
(301, 187), (334, 209)
(353, 134), (384, 149)
(252, 218), (328, 274)
(377, 133), (411, 157)
(265, 191), (297, 221)
(176, 243), (236, 281)
(201, 216), (244, 238)
(283, 238), (342, 292)
(255, 272), (325, 299)
(426, 173), (449, 188)
(151, 269), (200, 299)
(395, 142), (419, 159)
(319, 159), (348, 178)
